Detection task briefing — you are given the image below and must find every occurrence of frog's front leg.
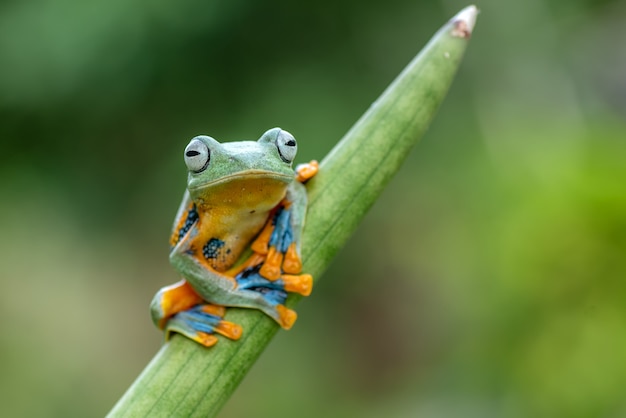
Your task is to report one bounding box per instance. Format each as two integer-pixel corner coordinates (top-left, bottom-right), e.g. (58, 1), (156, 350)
(230, 180), (314, 320)
(254, 180), (312, 284)
(169, 233), (298, 329)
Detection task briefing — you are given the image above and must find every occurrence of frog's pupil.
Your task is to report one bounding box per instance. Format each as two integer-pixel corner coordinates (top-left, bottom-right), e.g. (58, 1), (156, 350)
(186, 150), (200, 157)
(286, 140), (296, 146)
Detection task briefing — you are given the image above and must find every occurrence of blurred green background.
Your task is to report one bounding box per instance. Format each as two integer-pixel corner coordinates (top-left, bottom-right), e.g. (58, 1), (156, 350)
(1, 0), (625, 417)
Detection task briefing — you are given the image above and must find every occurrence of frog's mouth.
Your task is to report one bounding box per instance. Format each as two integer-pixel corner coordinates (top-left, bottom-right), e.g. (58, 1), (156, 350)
(188, 170), (293, 191)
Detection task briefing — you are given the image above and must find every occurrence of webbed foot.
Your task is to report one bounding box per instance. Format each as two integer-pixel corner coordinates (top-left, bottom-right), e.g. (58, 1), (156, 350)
(235, 264), (305, 329)
(165, 304), (243, 347)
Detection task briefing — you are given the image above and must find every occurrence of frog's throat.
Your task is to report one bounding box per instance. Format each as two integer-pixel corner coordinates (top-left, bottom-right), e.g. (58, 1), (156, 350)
(188, 170), (293, 192)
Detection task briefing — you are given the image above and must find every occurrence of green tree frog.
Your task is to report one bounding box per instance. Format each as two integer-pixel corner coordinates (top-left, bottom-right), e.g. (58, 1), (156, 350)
(150, 128), (318, 347)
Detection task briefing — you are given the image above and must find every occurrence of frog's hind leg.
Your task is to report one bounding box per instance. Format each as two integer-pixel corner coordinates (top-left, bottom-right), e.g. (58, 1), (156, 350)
(165, 304), (243, 347)
(150, 280), (203, 329)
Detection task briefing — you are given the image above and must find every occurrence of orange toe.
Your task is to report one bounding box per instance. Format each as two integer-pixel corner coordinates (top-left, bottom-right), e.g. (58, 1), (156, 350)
(214, 321), (243, 340)
(281, 274), (313, 297)
(195, 332), (219, 347)
(200, 304), (226, 318)
(276, 304), (298, 330)
(260, 247), (283, 280)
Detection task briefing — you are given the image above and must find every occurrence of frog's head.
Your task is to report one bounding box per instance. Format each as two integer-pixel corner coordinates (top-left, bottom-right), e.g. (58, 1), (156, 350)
(183, 128), (297, 202)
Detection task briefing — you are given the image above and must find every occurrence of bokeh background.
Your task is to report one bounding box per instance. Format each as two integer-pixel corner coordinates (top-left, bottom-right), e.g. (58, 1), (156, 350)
(1, 0), (625, 417)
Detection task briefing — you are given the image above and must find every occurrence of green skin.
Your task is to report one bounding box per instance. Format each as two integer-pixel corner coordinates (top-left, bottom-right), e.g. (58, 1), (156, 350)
(150, 128), (308, 326)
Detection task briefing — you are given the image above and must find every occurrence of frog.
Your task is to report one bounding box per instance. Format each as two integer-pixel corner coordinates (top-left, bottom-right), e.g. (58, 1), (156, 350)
(150, 127), (318, 347)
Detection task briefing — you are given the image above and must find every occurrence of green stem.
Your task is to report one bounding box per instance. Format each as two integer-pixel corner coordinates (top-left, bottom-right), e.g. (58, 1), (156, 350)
(108, 6), (477, 417)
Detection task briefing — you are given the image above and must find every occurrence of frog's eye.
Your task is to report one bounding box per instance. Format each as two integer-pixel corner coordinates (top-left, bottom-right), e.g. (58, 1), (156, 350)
(275, 130), (297, 164)
(184, 138), (210, 173)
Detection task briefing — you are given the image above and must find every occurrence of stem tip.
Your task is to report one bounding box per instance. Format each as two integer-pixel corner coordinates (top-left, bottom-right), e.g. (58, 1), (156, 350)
(451, 5), (479, 38)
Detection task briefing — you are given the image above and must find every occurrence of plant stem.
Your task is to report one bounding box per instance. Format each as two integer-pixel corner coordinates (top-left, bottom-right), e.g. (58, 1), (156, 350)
(108, 6), (477, 417)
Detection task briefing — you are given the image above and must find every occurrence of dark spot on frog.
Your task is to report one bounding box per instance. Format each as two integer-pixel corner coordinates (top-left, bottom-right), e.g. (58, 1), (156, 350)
(203, 238), (225, 260)
(172, 204), (199, 247)
(249, 210), (256, 214)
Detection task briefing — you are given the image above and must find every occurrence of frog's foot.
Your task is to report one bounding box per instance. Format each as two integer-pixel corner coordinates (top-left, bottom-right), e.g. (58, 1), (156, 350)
(239, 269), (313, 298)
(295, 160), (319, 183)
(165, 304), (243, 347)
(151, 280), (204, 329)
(235, 265), (305, 329)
